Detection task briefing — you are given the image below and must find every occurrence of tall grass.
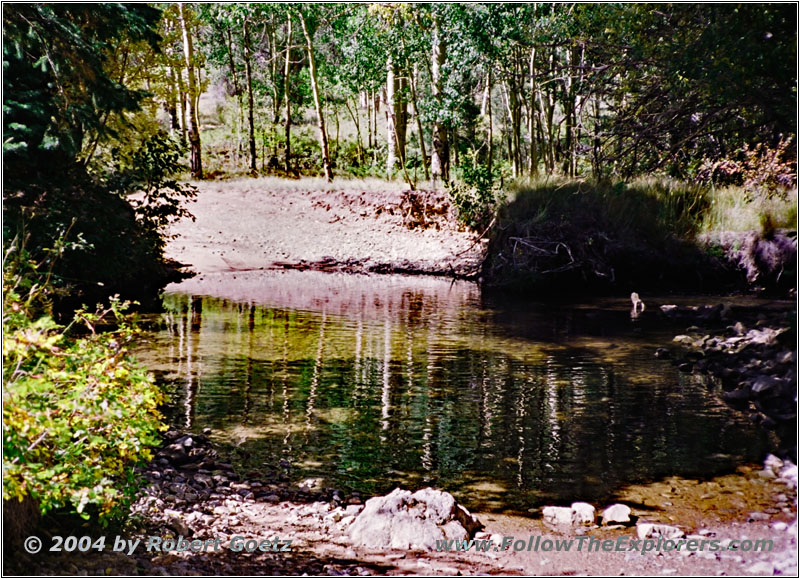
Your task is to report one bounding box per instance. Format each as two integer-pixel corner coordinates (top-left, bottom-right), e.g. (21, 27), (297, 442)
(701, 186), (797, 235)
(502, 176), (711, 241)
(504, 176), (797, 238)
(484, 175), (796, 292)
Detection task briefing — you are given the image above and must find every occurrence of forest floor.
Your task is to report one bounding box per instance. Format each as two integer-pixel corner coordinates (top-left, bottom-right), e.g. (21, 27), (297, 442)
(164, 176), (486, 285)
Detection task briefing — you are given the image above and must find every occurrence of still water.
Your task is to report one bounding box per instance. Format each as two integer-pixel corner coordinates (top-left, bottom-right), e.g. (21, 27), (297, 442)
(137, 270), (768, 513)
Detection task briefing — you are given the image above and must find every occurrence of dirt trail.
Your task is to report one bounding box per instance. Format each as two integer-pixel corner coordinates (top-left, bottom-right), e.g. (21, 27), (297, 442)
(165, 176), (485, 279)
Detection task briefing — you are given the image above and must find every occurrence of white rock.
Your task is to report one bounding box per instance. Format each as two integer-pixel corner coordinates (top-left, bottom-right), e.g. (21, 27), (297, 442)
(571, 502), (596, 525)
(788, 521), (798, 536)
(779, 463), (798, 485)
(338, 515), (355, 528)
(348, 488), (482, 551)
(601, 504), (632, 525)
(637, 523), (685, 540)
(325, 509), (344, 522)
(771, 522), (788, 532)
(542, 506), (573, 526)
(764, 454), (784, 474)
(344, 505), (364, 517)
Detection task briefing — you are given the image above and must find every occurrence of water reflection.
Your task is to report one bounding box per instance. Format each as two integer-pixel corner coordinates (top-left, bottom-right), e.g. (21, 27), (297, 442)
(138, 272), (768, 512)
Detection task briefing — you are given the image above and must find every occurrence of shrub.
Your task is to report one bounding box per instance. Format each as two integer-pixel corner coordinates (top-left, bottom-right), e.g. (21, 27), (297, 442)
(3, 132), (195, 313)
(108, 131), (198, 251)
(447, 151), (501, 229)
(2, 253), (165, 522)
(694, 137), (797, 199)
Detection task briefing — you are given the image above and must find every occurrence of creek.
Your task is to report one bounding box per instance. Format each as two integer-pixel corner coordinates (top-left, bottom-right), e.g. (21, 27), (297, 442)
(135, 270), (770, 513)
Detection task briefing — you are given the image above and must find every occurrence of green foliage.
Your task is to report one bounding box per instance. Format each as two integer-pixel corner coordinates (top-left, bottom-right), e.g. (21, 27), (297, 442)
(2, 4), (161, 180)
(2, 254), (165, 522)
(601, 4), (796, 178)
(447, 152), (500, 229)
(108, 132), (198, 249)
(2, 4), (190, 310)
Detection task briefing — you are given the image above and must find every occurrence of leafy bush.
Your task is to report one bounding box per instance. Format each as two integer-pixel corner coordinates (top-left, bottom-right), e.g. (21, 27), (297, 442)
(108, 132), (198, 250)
(4, 132), (196, 313)
(447, 151), (500, 229)
(2, 252), (165, 522)
(694, 137), (797, 199)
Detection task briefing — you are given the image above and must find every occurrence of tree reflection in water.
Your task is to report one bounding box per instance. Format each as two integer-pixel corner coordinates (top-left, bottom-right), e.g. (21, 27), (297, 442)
(141, 277), (768, 513)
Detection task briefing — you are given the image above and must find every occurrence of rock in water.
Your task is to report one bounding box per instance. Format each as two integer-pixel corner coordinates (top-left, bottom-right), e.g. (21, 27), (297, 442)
(348, 488), (482, 551)
(601, 504), (632, 525)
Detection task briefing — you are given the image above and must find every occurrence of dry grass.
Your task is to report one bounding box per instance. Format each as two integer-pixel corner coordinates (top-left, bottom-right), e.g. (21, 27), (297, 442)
(185, 174), (436, 194)
(702, 186), (797, 234)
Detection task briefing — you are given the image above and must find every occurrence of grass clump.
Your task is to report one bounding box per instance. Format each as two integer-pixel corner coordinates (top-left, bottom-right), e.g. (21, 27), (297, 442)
(2, 247), (165, 523)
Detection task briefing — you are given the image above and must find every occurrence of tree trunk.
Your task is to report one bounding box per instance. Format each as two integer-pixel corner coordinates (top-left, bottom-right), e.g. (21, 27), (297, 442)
(283, 15), (292, 175)
(366, 91), (373, 150)
(225, 27), (244, 166)
(167, 64), (180, 133)
(430, 16), (448, 186)
(297, 11), (333, 182)
(269, 18), (280, 125)
(243, 15), (257, 173)
(372, 89), (379, 166)
(386, 56), (397, 178)
(343, 98), (364, 163)
(528, 48), (538, 177)
(174, 57), (188, 148)
(179, 2), (202, 178)
(395, 74), (408, 165)
(486, 70), (493, 178)
(408, 63), (429, 181)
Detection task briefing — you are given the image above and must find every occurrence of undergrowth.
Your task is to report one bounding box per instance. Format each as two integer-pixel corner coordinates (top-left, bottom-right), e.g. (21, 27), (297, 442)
(2, 244), (165, 523)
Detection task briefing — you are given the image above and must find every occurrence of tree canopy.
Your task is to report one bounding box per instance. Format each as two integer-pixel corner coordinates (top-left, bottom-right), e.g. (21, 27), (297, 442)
(3, 4), (796, 299)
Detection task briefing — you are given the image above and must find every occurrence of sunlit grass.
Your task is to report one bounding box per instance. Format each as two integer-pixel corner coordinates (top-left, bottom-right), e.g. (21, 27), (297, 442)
(701, 186), (797, 235)
(504, 175), (796, 238)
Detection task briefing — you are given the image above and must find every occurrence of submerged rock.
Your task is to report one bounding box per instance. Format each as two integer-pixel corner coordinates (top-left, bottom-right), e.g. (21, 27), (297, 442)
(348, 488), (482, 551)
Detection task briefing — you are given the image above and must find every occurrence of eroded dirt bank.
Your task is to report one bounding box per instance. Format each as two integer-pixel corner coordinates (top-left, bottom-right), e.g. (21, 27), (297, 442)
(165, 177), (485, 279)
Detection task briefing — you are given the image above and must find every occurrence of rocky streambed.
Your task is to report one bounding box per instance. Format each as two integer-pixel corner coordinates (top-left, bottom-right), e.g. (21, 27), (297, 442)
(11, 424), (798, 576)
(659, 300), (796, 455)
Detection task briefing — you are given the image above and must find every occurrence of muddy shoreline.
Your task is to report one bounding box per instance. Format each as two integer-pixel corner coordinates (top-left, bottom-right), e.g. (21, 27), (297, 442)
(164, 178), (485, 280)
